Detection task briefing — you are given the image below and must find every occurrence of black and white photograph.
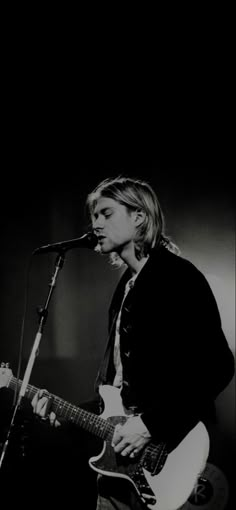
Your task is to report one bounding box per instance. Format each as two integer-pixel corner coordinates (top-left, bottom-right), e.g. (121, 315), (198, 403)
(0, 162), (235, 510)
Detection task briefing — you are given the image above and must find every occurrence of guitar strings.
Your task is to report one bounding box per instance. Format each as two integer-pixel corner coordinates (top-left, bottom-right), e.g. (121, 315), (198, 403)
(9, 376), (167, 460)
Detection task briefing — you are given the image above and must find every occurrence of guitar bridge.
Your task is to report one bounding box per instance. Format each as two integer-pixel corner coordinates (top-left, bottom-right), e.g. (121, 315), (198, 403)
(140, 441), (168, 476)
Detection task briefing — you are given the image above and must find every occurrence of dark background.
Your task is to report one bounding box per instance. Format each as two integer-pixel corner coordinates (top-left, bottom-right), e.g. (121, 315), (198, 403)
(0, 162), (235, 508)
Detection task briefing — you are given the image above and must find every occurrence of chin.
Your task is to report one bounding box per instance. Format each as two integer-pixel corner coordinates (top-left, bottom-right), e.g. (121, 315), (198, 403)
(100, 246), (113, 254)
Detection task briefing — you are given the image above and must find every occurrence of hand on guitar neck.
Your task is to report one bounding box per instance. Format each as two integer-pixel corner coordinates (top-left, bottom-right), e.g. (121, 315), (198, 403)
(31, 389), (61, 428)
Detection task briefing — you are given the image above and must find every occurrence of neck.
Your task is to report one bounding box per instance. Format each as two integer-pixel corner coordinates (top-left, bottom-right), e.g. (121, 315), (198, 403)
(119, 244), (149, 275)
(131, 256), (149, 275)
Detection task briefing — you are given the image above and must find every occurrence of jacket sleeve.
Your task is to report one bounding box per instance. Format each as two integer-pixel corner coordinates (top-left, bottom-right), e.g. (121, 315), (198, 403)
(141, 266), (235, 450)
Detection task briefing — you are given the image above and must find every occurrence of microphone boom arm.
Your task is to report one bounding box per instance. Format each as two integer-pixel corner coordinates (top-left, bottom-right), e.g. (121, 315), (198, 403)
(33, 231), (97, 254)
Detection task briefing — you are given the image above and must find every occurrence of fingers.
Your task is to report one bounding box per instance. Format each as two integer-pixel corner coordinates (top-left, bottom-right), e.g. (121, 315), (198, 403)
(49, 412), (61, 427)
(130, 448), (139, 458)
(111, 418), (151, 457)
(0, 362), (10, 368)
(120, 444), (140, 457)
(114, 439), (141, 456)
(112, 423), (141, 457)
(31, 389), (49, 419)
(49, 411), (56, 425)
(31, 391), (60, 427)
(31, 388), (45, 409)
(112, 424), (128, 454)
(112, 423), (123, 446)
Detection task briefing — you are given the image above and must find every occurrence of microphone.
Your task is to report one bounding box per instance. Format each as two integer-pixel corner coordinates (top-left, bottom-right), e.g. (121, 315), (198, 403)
(33, 232), (98, 254)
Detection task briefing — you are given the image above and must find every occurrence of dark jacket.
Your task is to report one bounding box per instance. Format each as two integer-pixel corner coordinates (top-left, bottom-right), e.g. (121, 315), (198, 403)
(96, 246), (235, 451)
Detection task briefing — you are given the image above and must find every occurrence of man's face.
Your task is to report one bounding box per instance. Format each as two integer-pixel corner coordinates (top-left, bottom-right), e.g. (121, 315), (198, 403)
(92, 197), (137, 254)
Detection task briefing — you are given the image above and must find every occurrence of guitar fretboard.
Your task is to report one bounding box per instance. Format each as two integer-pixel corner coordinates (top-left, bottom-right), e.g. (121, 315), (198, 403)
(8, 376), (114, 441)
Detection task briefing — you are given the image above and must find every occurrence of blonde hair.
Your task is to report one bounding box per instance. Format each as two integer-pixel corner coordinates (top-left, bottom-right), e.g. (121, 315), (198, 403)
(87, 176), (179, 266)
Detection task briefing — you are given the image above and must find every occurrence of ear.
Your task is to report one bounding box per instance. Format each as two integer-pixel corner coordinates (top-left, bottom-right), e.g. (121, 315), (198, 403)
(134, 209), (145, 227)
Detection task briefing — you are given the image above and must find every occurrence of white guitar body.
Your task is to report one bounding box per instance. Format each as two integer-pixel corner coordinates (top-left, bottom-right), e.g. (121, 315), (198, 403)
(0, 367), (210, 510)
(89, 385), (210, 510)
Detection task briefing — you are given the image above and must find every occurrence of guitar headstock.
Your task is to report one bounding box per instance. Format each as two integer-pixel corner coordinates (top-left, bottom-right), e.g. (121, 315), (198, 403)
(0, 362), (12, 389)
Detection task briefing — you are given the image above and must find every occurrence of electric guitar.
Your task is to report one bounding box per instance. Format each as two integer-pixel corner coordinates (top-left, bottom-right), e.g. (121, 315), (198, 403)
(0, 365), (210, 510)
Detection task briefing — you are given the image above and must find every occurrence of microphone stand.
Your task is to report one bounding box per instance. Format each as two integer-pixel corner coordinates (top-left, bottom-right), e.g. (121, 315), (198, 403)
(0, 251), (65, 470)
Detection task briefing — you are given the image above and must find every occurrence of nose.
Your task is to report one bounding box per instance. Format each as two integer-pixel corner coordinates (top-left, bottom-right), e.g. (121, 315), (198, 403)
(93, 215), (104, 232)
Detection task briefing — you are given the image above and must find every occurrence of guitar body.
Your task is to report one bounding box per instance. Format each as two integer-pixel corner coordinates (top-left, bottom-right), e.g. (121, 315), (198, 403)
(0, 367), (210, 510)
(89, 385), (210, 510)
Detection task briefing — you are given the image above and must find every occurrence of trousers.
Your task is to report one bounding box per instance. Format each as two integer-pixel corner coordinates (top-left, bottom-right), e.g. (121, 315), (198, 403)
(96, 474), (148, 510)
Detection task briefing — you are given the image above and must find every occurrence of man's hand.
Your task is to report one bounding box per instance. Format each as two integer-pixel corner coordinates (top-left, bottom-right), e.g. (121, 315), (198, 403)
(31, 389), (61, 427)
(112, 415), (151, 457)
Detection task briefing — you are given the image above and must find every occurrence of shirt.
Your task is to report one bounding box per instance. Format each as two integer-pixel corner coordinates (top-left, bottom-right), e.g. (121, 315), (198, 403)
(113, 274), (138, 388)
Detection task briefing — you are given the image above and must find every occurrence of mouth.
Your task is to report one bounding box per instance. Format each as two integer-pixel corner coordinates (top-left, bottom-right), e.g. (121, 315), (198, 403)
(97, 235), (106, 243)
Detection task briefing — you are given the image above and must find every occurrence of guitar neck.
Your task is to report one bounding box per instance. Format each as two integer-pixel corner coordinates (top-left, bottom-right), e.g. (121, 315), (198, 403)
(7, 375), (169, 476)
(8, 376), (113, 441)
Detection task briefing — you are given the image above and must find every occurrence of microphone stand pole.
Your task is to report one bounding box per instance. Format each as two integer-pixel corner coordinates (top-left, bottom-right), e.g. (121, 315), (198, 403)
(0, 251), (65, 470)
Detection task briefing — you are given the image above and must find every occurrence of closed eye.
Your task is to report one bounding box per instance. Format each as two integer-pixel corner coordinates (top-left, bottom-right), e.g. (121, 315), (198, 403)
(93, 208), (113, 220)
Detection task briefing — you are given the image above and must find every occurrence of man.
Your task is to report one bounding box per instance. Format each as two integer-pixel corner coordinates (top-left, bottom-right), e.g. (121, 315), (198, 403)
(32, 176), (235, 509)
